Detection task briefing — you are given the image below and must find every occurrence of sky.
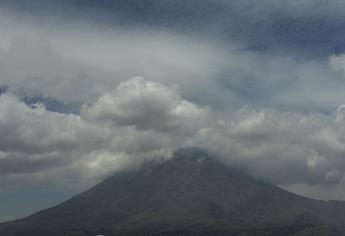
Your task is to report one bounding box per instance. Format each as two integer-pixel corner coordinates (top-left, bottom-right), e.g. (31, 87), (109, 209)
(3, 0), (345, 222)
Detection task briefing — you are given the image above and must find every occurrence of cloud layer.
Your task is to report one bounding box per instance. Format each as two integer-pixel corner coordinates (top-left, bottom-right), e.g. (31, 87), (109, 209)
(0, 78), (208, 187)
(2, 76), (345, 203)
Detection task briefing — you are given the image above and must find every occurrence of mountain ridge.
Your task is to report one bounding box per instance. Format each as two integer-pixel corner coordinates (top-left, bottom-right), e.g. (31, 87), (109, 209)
(1, 147), (345, 236)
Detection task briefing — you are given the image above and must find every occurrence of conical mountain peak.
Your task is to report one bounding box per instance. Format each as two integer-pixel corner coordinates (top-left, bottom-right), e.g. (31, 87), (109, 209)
(1, 147), (345, 236)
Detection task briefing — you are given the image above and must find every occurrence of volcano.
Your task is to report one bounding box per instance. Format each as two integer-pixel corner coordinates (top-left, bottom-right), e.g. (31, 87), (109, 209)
(1, 148), (344, 236)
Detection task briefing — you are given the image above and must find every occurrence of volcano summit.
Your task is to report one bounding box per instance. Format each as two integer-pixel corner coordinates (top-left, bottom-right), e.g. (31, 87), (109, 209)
(0, 148), (344, 235)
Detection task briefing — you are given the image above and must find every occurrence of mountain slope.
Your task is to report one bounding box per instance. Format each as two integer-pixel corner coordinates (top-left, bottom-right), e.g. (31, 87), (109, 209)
(1, 148), (345, 236)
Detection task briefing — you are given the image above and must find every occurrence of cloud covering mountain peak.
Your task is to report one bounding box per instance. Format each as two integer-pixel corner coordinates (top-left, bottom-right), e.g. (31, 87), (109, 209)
(1, 77), (345, 204)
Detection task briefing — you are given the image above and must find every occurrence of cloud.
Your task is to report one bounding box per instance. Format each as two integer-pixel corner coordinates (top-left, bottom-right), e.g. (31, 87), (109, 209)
(81, 77), (209, 133)
(0, 92), (105, 178)
(0, 11), (229, 108)
(329, 54), (345, 73)
(0, 78), (207, 189)
(3, 76), (345, 202)
(4, 0), (345, 56)
(189, 107), (345, 195)
(2, 9), (345, 115)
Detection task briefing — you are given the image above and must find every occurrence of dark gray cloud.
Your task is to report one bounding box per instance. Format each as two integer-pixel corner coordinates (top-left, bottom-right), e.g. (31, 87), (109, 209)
(2, 0), (345, 55)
